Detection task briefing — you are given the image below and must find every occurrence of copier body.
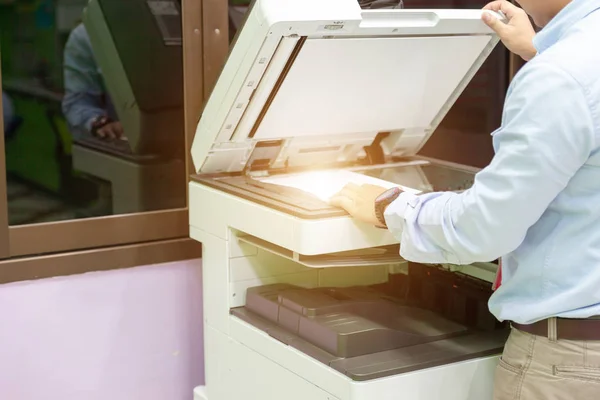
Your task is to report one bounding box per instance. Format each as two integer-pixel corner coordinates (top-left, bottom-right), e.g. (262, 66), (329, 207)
(189, 1), (506, 399)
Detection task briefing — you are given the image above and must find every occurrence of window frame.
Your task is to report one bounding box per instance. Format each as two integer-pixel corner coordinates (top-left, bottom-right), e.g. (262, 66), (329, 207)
(182, 0), (230, 171)
(0, 237), (201, 285)
(0, 61), (9, 259)
(0, 0), (229, 260)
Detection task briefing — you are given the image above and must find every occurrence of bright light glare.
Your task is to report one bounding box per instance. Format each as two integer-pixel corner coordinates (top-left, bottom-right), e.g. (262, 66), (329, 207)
(260, 170), (420, 202)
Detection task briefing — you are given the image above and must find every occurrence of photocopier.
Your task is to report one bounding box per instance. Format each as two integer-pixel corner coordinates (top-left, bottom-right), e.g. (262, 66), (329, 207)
(188, 1), (507, 399)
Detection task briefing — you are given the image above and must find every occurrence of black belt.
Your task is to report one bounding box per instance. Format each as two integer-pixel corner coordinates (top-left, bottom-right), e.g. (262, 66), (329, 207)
(512, 317), (600, 341)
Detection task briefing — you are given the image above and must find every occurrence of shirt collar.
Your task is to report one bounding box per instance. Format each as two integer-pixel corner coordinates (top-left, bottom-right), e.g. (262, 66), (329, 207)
(534, 0), (600, 53)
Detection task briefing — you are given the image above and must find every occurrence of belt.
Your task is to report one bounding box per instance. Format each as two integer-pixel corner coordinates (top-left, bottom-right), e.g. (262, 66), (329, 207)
(512, 317), (600, 341)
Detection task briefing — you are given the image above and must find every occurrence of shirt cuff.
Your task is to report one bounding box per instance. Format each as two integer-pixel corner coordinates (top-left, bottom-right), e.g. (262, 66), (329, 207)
(85, 116), (97, 132)
(384, 191), (460, 265)
(383, 191), (420, 235)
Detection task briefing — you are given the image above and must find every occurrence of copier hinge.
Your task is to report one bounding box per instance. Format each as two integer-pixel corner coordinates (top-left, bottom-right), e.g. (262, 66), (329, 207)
(243, 139), (285, 176)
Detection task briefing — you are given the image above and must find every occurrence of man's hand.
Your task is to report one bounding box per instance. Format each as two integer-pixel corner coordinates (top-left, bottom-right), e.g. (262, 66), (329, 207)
(96, 121), (124, 140)
(330, 183), (388, 226)
(483, 1), (537, 61)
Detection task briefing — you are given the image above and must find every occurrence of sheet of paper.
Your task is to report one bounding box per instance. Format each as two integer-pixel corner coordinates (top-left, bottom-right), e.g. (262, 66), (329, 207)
(260, 170), (421, 203)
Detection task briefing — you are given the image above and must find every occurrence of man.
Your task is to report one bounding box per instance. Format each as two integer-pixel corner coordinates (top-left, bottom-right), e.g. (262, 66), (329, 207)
(331, 1), (600, 399)
(62, 23), (123, 140)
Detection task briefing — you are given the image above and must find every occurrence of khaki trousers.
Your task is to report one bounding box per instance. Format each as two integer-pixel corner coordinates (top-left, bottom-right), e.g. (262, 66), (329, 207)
(493, 326), (600, 400)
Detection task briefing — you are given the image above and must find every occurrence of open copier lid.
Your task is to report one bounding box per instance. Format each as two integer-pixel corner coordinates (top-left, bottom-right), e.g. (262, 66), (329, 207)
(191, 0), (503, 175)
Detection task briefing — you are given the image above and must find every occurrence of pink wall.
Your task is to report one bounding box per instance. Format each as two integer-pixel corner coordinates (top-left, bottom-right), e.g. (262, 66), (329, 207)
(0, 259), (204, 400)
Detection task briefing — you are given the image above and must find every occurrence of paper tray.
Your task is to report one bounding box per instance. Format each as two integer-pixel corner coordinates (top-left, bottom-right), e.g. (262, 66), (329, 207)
(231, 281), (508, 381)
(238, 235), (404, 268)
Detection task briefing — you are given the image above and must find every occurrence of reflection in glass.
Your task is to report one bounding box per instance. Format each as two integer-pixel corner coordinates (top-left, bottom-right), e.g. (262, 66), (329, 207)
(1, 0), (186, 225)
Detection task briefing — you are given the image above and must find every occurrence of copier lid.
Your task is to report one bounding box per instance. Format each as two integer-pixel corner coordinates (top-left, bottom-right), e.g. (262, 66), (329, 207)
(191, 0), (502, 174)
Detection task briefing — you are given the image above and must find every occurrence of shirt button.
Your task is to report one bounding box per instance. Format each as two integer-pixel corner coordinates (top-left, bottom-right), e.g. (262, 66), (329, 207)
(406, 195), (419, 208)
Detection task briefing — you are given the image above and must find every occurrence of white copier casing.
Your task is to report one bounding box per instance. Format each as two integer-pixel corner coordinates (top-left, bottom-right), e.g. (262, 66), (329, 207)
(189, 1), (505, 399)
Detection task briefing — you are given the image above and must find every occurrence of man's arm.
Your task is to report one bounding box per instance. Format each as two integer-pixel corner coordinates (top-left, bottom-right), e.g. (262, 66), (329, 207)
(384, 63), (595, 265)
(61, 25), (106, 133)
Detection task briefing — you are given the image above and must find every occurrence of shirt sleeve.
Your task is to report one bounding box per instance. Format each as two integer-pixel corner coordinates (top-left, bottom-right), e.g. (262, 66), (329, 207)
(384, 62), (596, 265)
(61, 24), (106, 132)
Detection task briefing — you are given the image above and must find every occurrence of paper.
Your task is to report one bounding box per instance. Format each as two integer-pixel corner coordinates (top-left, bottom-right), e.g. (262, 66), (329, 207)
(260, 170), (421, 203)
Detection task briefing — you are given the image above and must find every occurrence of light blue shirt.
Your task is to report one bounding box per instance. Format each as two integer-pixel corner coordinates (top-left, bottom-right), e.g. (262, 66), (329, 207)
(385, 0), (600, 324)
(61, 23), (118, 135)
